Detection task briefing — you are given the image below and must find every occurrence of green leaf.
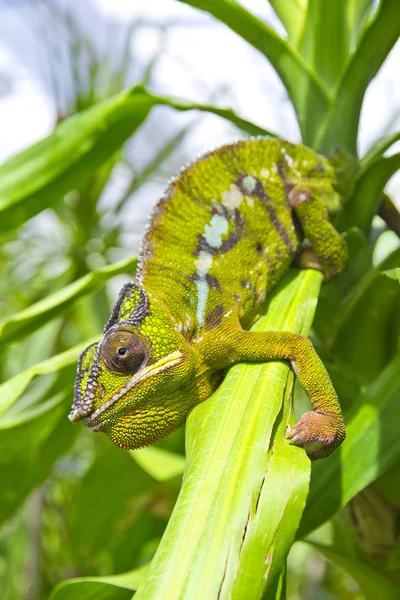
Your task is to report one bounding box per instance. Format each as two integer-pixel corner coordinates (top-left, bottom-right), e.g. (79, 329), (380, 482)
(0, 86), (153, 232)
(0, 257), (137, 346)
(299, 351), (400, 538)
(68, 442), (158, 561)
(315, 0), (400, 153)
(345, 0), (376, 40)
(130, 447), (185, 482)
(0, 390), (77, 525)
(268, 0), (307, 46)
(178, 0), (331, 144)
(153, 92), (276, 138)
(305, 541), (398, 600)
(360, 130), (400, 174)
(134, 270), (322, 599)
(0, 337), (97, 417)
(298, 0), (351, 88)
(339, 153), (400, 233)
(331, 270), (400, 381)
(271, 1), (373, 55)
(384, 268), (400, 283)
(49, 566), (148, 600)
(314, 244), (400, 407)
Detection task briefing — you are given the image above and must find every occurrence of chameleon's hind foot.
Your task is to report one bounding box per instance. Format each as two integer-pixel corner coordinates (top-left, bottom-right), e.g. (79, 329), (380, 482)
(293, 248), (325, 273)
(294, 248), (342, 281)
(286, 410), (345, 461)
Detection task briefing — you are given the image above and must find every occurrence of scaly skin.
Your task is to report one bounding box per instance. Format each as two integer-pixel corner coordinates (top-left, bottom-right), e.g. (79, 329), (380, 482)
(70, 138), (347, 460)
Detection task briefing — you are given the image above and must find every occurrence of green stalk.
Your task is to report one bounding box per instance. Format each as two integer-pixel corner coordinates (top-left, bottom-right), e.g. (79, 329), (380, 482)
(134, 269), (322, 599)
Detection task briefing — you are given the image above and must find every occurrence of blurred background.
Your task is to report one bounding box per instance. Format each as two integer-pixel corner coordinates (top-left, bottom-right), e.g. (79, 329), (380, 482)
(0, 1), (399, 599)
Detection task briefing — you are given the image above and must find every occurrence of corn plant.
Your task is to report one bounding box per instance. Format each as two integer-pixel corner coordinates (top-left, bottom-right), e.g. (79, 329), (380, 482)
(0, 1), (399, 599)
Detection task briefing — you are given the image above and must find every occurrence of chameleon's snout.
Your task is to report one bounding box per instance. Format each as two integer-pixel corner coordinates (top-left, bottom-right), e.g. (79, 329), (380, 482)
(68, 405), (98, 425)
(68, 408), (84, 423)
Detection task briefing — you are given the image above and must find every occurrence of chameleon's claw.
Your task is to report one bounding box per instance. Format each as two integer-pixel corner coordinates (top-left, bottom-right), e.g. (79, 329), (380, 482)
(286, 410), (345, 461)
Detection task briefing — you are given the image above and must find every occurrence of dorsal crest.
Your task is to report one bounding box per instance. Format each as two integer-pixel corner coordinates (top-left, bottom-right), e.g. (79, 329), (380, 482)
(104, 282), (149, 333)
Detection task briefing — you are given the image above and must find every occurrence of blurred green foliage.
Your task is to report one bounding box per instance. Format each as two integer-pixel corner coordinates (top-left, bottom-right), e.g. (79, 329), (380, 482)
(0, 1), (399, 599)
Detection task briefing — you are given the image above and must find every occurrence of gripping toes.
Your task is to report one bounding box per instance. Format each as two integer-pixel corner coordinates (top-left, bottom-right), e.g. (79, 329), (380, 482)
(286, 410), (346, 461)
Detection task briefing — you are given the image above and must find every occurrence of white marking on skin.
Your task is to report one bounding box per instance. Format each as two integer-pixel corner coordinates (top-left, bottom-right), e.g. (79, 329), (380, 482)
(261, 168), (270, 178)
(246, 197), (254, 207)
(281, 148), (294, 168)
(222, 183), (243, 209)
(285, 154), (294, 167)
(241, 174), (257, 194)
(204, 214), (229, 248)
(195, 251), (213, 275)
(298, 193), (308, 201)
(272, 164), (278, 173)
(194, 251), (213, 328)
(195, 279), (209, 327)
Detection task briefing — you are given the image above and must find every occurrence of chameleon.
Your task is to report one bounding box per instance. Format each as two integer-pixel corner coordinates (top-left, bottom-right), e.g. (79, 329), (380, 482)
(70, 138), (347, 460)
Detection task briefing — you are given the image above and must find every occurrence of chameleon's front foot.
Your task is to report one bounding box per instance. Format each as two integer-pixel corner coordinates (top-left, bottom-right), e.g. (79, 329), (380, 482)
(286, 410), (346, 461)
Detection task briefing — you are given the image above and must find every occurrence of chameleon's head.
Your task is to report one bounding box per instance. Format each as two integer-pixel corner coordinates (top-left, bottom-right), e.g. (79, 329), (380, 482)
(69, 282), (198, 449)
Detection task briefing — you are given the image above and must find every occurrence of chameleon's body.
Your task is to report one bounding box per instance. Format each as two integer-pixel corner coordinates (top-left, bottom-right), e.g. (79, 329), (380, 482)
(71, 138), (347, 460)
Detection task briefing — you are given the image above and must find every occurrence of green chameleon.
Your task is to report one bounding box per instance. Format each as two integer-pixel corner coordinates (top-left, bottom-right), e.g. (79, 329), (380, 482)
(70, 138), (347, 460)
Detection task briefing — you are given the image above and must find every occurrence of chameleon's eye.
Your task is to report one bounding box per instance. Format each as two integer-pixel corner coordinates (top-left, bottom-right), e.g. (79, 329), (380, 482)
(100, 330), (147, 374)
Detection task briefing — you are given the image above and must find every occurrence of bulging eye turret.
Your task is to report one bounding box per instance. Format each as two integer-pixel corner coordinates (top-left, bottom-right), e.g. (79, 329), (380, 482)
(100, 330), (147, 374)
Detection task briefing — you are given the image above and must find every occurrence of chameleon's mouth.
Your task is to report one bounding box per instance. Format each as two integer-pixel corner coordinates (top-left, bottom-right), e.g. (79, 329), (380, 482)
(80, 350), (184, 430)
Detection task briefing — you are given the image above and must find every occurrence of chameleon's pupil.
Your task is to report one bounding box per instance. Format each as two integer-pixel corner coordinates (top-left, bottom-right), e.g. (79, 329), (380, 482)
(118, 348), (127, 356)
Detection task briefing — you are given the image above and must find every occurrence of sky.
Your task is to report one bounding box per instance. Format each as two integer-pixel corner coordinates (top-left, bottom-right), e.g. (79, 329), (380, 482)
(0, 0), (399, 215)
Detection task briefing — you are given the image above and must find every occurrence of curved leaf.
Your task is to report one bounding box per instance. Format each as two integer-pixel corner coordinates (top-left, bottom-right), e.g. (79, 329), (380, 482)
(0, 337), (96, 417)
(360, 130), (400, 174)
(0, 257), (137, 346)
(339, 153), (400, 233)
(151, 92), (276, 138)
(49, 566), (148, 600)
(130, 447), (185, 482)
(0, 86), (153, 232)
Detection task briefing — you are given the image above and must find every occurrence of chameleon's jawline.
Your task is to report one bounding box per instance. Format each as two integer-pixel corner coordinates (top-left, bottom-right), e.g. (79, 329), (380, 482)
(82, 350), (184, 429)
